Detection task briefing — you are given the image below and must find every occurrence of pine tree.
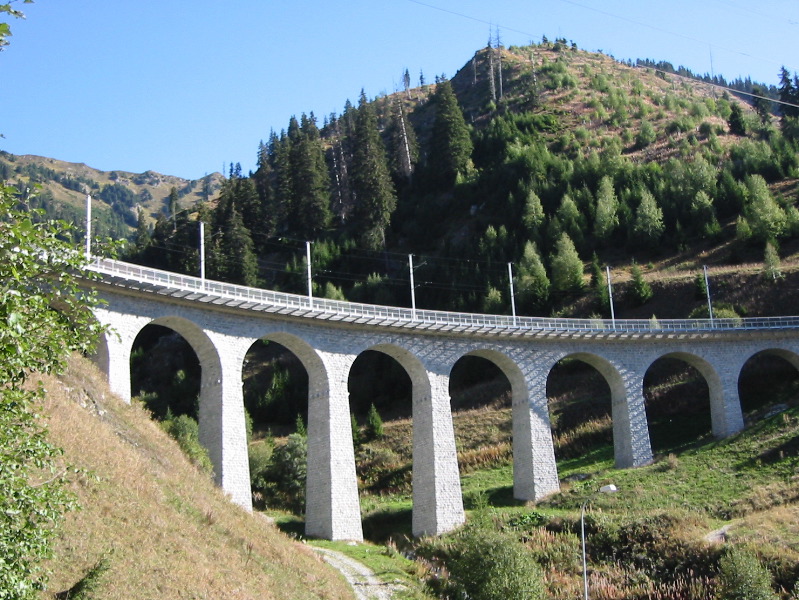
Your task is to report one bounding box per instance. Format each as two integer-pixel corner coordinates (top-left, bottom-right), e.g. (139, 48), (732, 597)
(778, 67), (799, 140)
(168, 186), (179, 232)
(715, 546), (778, 600)
(594, 175), (619, 243)
(388, 96), (419, 183)
(551, 232), (584, 293)
(690, 190), (719, 238)
(253, 135), (278, 239)
(365, 403), (384, 440)
(289, 113), (332, 238)
(728, 102), (748, 135)
(522, 188), (545, 243)
(745, 174), (786, 242)
(220, 204), (258, 286)
(763, 241), (783, 281)
(429, 80), (473, 189)
(272, 130), (294, 232)
(629, 261), (653, 305)
(515, 241), (550, 314)
(133, 207), (151, 254)
(556, 193), (585, 247)
(632, 188), (664, 249)
(350, 91), (397, 249)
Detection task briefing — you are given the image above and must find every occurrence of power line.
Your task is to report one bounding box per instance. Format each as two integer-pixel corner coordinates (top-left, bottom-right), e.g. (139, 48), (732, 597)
(403, 0), (797, 77)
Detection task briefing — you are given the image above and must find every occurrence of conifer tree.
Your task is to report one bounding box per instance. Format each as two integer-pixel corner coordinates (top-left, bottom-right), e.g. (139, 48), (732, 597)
(289, 113), (332, 238)
(219, 204), (258, 286)
(272, 130), (294, 232)
(515, 241), (550, 313)
(763, 241), (782, 281)
(556, 193), (585, 247)
(133, 207), (151, 254)
(388, 96), (419, 183)
(429, 80), (473, 189)
(253, 135), (279, 239)
(728, 102), (748, 136)
(594, 175), (619, 243)
(551, 232), (584, 293)
(168, 186), (179, 232)
(778, 67), (799, 140)
(350, 91), (397, 249)
(690, 190), (720, 238)
(629, 261), (653, 305)
(745, 174), (786, 243)
(522, 188), (545, 243)
(632, 188), (664, 249)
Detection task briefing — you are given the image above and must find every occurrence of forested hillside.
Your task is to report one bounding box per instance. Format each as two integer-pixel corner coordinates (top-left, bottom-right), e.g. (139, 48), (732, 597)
(118, 41), (799, 320)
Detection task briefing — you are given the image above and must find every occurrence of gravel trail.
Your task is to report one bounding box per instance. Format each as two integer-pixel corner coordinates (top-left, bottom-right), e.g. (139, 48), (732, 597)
(314, 547), (405, 600)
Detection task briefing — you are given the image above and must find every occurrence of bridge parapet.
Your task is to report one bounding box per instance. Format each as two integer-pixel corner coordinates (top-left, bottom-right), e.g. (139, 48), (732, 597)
(88, 258), (799, 336)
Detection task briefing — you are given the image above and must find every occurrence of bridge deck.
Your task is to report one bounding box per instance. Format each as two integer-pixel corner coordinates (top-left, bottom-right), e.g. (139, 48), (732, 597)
(87, 257), (799, 337)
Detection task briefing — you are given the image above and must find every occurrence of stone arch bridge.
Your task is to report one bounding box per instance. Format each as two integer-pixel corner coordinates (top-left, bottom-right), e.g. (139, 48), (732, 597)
(85, 258), (799, 541)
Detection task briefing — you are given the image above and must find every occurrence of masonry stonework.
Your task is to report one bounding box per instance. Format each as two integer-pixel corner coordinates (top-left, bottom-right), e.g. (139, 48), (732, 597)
(90, 283), (799, 541)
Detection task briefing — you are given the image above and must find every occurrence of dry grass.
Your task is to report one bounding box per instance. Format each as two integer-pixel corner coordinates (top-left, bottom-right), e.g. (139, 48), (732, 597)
(37, 354), (354, 600)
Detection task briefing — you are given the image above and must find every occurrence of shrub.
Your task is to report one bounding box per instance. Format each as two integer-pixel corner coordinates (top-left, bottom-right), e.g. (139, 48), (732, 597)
(248, 439), (274, 496)
(162, 414), (214, 476)
(365, 404), (384, 440)
(267, 433), (307, 513)
(715, 546), (778, 600)
(628, 261), (653, 305)
(446, 524), (546, 600)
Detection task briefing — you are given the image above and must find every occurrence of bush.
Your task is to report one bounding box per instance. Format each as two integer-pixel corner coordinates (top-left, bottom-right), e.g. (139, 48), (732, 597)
(445, 524), (546, 600)
(715, 546), (778, 600)
(248, 439), (274, 496)
(162, 414), (214, 476)
(365, 404), (384, 440)
(628, 262), (653, 305)
(267, 433), (307, 513)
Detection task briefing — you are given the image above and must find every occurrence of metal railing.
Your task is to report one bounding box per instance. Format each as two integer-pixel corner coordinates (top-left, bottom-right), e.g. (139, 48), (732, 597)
(88, 257), (799, 334)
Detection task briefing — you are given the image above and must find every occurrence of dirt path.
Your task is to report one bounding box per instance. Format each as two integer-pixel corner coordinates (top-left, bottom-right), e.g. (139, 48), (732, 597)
(314, 547), (405, 600)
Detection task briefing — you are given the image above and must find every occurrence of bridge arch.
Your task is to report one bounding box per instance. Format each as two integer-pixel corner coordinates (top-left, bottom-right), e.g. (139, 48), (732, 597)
(451, 348), (559, 503)
(643, 353), (713, 450)
(644, 351), (730, 441)
(547, 351), (651, 469)
(739, 347), (799, 416)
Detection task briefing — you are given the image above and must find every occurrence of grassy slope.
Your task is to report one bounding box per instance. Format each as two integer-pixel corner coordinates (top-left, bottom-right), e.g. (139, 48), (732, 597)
(37, 354), (354, 600)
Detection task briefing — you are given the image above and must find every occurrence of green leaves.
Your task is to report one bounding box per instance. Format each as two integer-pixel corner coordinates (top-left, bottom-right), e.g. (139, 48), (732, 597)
(0, 185), (103, 598)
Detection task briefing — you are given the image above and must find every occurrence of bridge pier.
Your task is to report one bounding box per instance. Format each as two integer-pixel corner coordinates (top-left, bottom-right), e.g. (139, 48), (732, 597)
(711, 365), (745, 439)
(197, 335), (252, 512)
(305, 351), (363, 541)
(412, 367), (465, 537)
(93, 307), (138, 403)
(613, 368), (654, 468)
(513, 368), (560, 501)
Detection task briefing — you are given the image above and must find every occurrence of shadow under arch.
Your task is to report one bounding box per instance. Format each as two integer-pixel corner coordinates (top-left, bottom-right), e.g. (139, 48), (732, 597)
(450, 348), (533, 504)
(643, 354), (712, 451)
(644, 351), (728, 441)
(243, 334), (313, 432)
(546, 353), (613, 464)
(739, 348), (799, 417)
(548, 351), (644, 469)
(127, 316), (232, 489)
(129, 318), (214, 418)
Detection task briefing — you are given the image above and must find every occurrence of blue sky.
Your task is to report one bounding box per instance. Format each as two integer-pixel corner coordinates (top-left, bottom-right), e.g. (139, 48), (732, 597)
(1, 0), (797, 180)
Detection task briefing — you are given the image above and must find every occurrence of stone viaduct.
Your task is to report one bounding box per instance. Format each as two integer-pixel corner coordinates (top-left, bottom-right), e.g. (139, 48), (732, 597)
(86, 258), (799, 541)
